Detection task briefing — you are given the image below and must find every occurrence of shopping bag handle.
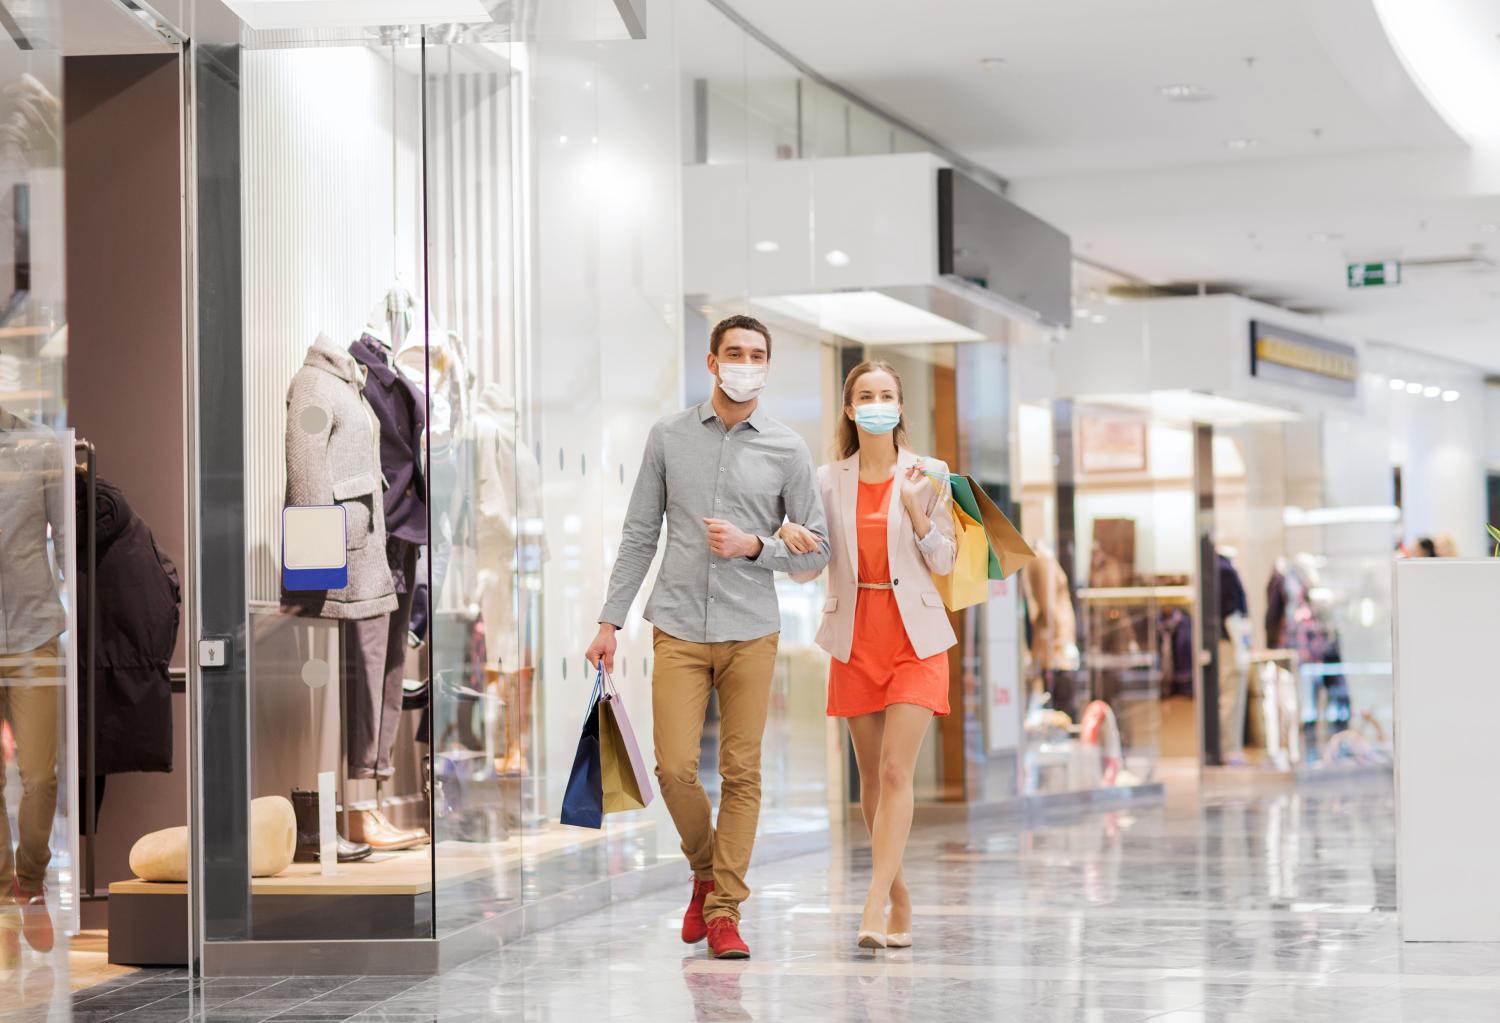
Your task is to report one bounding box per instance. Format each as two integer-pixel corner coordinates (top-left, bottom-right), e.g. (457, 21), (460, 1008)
(594, 663), (620, 701)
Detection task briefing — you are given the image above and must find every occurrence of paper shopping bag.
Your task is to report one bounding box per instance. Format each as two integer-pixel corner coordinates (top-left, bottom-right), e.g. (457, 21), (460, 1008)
(956, 474), (1036, 580)
(560, 676), (605, 829)
(932, 493), (990, 612)
(598, 673), (655, 814)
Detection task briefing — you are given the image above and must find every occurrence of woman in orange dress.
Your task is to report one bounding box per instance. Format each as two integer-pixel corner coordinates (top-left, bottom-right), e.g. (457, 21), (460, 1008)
(781, 360), (958, 950)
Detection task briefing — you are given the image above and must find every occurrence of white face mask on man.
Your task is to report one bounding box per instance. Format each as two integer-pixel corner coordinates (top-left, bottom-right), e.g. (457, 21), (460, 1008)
(717, 361), (768, 403)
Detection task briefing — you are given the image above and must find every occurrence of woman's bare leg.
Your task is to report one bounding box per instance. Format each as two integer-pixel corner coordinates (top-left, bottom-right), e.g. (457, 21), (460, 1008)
(857, 703), (932, 936)
(846, 713), (911, 932)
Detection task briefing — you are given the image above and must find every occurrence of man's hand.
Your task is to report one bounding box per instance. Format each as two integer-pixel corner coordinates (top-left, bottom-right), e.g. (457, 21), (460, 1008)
(586, 623), (618, 674)
(704, 518), (763, 559)
(777, 522), (821, 556)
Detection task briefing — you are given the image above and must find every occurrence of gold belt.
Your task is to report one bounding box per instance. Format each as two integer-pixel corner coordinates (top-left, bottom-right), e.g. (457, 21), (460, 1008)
(857, 581), (895, 590)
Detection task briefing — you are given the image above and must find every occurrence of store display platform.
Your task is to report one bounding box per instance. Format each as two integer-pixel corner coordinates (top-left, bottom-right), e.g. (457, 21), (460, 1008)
(105, 823), (658, 967)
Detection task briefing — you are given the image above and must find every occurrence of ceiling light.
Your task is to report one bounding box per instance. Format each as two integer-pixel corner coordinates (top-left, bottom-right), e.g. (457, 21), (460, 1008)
(1307, 232), (1343, 243)
(1442, 390), (1460, 402)
(1422, 385), (1442, 398)
(1090, 314), (1107, 324)
(980, 58), (1006, 71)
(1226, 138), (1259, 151)
(753, 240), (780, 253)
(1284, 505), (1401, 527)
(1405, 381), (1424, 394)
(1389, 378), (1407, 390)
(222, 0), (492, 30)
(1481, 224), (1499, 234)
(1078, 390), (1298, 427)
(753, 292), (986, 344)
(1159, 83), (1208, 101)
(1374, 0), (1500, 142)
(824, 250), (851, 268)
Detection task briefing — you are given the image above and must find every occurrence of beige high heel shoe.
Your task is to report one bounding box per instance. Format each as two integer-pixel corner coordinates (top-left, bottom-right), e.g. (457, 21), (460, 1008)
(885, 932), (912, 948)
(856, 929), (887, 950)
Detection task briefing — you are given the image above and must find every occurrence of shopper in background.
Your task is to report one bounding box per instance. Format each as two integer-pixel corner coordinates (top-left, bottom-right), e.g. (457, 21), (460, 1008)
(1415, 537), (1438, 558)
(585, 315), (830, 961)
(778, 360), (958, 950)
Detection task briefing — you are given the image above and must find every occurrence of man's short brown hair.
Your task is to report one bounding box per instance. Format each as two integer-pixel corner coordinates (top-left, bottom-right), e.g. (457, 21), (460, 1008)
(709, 314), (772, 359)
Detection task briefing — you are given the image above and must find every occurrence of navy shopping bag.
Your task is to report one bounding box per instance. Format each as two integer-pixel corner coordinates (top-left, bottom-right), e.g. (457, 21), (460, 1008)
(560, 670), (605, 828)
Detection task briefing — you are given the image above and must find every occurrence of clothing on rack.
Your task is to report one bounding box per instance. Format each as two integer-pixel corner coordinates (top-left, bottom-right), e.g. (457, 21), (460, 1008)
(74, 474), (180, 776)
(1217, 553), (1247, 637)
(351, 334), (427, 548)
(1266, 568), (1288, 649)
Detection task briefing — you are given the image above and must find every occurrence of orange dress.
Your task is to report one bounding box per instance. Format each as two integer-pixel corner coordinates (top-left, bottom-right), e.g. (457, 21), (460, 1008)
(827, 477), (951, 718)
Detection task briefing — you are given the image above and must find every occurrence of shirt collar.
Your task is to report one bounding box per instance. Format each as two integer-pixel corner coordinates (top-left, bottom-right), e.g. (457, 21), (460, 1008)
(697, 400), (765, 433)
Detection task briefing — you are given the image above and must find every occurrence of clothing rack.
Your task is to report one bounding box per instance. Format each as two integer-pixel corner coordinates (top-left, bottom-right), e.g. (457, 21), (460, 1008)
(75, 437), (101, 902)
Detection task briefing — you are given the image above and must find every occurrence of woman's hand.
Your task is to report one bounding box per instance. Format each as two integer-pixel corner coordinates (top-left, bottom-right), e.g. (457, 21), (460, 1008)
(777, 522), (821, 556)
(900, 463), (931, 513)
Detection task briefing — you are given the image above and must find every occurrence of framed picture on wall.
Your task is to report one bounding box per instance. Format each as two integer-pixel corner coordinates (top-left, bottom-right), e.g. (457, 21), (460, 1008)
(1079, 417), (1148, 473)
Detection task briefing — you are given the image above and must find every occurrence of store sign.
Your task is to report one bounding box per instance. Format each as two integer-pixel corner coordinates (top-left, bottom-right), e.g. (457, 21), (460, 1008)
(1347, 261), (1401, 288)
(1249, 321), (1358, 398)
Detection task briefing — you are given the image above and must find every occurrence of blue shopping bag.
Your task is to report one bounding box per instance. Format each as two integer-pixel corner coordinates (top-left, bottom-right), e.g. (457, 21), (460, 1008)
(560, 671), (605, 829)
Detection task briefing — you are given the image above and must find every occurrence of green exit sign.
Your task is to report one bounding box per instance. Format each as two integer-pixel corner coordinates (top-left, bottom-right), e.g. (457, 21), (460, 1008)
(1347, 261), (1401, 288)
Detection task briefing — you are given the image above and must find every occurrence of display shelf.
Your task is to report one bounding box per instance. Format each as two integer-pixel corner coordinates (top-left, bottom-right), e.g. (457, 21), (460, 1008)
(1077, 585), (1194, 606)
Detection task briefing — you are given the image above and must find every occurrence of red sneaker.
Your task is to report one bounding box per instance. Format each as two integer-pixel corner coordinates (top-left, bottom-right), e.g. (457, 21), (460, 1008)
(12, 882), (53, 954)
(682, 877), (715, 944)
(707, 916), (750, 960)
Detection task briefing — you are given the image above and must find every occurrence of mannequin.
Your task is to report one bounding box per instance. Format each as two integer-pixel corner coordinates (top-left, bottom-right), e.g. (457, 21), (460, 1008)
(395, 327), (475, 612)
(472, 385), (549, 773)
(283, 335), (425, 852)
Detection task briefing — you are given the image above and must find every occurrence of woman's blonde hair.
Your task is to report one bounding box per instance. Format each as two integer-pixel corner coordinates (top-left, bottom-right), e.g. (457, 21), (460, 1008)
(836, 359), (907, 458)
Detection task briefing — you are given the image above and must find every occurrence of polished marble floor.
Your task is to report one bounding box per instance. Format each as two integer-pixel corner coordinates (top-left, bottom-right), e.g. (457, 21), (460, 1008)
(19, 774), (1500, 1021)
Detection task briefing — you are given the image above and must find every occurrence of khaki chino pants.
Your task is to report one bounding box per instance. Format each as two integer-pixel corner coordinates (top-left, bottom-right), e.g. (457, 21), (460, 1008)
(0, 639), (63, 892)
(652, 628), (778, 923)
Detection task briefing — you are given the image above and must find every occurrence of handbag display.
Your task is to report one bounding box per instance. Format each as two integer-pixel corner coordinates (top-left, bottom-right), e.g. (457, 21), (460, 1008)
(561, 667), (654, 828)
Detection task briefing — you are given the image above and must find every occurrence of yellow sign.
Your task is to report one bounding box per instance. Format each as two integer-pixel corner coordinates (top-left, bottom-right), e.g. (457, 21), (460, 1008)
(1254, 335), (1357, 383)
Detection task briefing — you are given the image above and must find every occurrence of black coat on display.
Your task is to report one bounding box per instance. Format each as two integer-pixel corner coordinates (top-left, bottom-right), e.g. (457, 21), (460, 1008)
(76, 475), (181, 775)
(351, 334), (428, 548)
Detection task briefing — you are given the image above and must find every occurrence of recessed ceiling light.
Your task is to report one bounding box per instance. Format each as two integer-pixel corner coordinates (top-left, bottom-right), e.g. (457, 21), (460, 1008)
(1159, 83), (1208, 101)
(824, 250), (851, 267)
(1481, 223), (1499, 234)
(980, 57), (1006, 71)
(753, 240), (780, 253)
(1442, 390), (1461, 402)
(1405, 381), (1424, 394)
(1422, 385), (1442, 398)
(1307, 232), (1343, 243)
(1091, 314), (1107, 324)
(1226, 138), (1259, 150)
(1389, 378), (1407, 390)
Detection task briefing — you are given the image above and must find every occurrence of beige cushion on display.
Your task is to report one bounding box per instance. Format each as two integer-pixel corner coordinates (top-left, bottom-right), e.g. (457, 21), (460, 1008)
(129, 825), (188, 882)
(128, 795), (297, 882)
(249, 796), (297, 877)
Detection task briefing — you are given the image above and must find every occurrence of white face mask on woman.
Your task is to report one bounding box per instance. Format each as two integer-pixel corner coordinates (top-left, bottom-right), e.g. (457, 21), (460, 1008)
(717, 362), (768, 403)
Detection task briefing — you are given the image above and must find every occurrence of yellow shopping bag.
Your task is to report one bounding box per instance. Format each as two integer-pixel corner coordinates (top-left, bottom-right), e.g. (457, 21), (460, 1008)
(932, 495), (990, 612)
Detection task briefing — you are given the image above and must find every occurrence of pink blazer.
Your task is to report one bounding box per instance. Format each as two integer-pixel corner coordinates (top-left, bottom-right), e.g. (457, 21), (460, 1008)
(793, 448), (959, 664)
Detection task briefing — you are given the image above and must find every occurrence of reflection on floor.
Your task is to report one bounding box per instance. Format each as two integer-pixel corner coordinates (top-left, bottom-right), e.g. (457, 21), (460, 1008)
(32, 773), (1500, 1021)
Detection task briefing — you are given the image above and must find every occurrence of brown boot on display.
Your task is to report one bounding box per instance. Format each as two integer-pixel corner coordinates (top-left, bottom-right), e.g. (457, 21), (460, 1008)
(291, 790), (373, 863)
(343, 807), (429, 851)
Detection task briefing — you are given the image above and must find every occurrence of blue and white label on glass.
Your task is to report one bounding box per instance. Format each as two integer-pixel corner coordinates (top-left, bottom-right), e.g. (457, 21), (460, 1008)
(282, 505), (348, 591)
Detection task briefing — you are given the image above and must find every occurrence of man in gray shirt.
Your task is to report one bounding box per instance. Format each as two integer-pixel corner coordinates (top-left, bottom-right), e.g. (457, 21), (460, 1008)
(586, 315), (829, 960)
